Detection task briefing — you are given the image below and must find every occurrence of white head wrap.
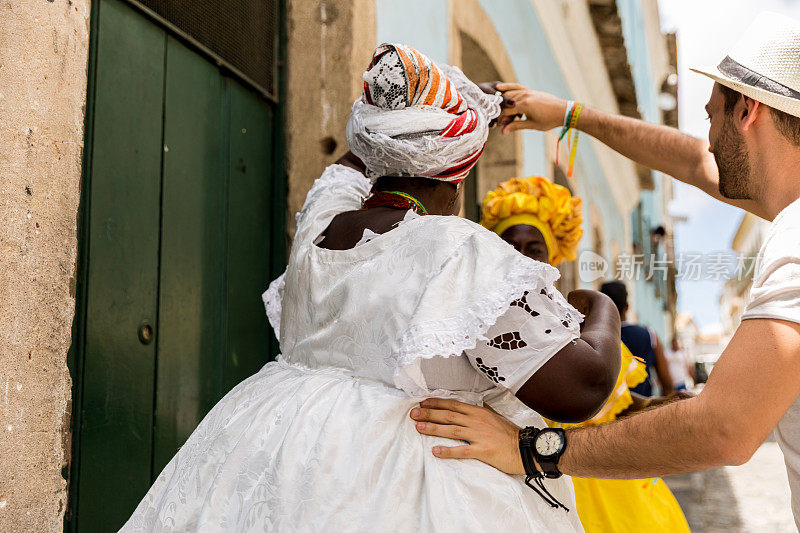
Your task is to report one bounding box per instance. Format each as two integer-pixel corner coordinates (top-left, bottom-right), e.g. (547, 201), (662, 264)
(346, 43), (502, 183)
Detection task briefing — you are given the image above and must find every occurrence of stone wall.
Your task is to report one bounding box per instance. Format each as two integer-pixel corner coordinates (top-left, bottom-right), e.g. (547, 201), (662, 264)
(0, 1), (90, 531)
(284, 0), (376, 236)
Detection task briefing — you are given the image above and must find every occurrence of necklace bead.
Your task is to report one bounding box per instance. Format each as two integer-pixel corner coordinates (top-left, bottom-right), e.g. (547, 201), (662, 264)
(363, 191), (428, 215)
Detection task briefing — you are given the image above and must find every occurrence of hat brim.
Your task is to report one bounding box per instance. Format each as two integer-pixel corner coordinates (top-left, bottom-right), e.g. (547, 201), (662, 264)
(691, 65), (800, 119)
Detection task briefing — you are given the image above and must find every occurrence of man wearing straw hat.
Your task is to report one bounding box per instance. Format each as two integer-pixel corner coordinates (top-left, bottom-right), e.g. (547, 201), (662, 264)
(410, 11), (800, 525)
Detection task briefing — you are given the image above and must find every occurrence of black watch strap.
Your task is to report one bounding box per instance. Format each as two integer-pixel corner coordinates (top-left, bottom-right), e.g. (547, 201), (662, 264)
(517, 426), (570, 512)
(518, 427), (540, 477)
(538, 459), (561, 479)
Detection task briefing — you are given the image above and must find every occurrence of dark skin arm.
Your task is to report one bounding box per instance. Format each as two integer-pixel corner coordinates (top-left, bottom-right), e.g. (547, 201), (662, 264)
(516, 290), (621, 422)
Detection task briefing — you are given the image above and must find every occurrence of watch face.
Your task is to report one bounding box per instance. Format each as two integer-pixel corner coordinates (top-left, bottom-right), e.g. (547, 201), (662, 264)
(535, 430), (563, 457)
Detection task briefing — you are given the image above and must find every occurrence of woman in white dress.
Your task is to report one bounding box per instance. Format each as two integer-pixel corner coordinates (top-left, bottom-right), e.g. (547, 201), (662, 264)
(122, 43), (621, 532)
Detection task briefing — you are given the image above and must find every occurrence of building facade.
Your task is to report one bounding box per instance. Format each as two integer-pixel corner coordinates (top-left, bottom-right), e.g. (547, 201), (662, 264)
(720, 212), (771, 337)
(2, 1), (678, 530)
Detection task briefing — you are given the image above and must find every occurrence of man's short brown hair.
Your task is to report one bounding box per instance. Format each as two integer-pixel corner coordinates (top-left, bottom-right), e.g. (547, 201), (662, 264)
(718, 84), (800, 146)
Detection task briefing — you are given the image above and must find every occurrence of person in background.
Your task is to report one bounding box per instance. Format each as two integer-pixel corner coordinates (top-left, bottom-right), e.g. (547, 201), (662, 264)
(481, 177), (690, 533)
(665, 337), (693, 392)
(600, 281), (674, 397)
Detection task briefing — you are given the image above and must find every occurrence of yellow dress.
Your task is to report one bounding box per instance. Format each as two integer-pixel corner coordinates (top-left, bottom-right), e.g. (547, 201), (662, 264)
(548, 344), (690, 533)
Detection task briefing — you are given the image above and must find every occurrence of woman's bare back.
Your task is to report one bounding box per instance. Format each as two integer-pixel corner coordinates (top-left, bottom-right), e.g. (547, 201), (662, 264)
(317, 207), (408, 250)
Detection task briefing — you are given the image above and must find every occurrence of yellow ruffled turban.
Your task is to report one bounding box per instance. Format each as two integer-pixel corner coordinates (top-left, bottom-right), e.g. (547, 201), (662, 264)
(481, 176), (583, 266)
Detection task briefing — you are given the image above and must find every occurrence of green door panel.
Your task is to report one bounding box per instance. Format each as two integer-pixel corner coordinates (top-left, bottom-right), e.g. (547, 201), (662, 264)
(153, 36), (227, 473)
(224, 81), (274, 393)
(152, 40), (279, 473)
(76, 0), (165, 529)
(71, 0), (284, 528)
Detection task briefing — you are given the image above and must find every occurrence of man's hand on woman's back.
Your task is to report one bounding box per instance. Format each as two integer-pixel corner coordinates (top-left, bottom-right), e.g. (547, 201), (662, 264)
(410, 398), (526, 475)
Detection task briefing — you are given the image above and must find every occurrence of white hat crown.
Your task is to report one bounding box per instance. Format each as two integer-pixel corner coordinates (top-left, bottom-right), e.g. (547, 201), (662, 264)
(692, 11), (800, 118)
(728, 12), (800, 92)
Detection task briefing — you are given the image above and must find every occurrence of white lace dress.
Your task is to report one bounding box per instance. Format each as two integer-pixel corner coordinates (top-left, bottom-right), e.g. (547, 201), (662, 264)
(121, 165), (586, 532)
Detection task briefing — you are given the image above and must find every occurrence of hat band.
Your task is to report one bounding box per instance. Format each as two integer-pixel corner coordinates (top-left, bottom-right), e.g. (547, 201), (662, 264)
(717, 55), (800, 100)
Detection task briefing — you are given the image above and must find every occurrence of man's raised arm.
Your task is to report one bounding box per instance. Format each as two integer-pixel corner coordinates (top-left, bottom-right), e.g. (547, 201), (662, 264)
(497, 84), (768, 220)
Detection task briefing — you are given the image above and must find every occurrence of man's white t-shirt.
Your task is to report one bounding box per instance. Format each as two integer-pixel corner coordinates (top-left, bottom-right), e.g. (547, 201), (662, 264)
(741, 197), (800, 526)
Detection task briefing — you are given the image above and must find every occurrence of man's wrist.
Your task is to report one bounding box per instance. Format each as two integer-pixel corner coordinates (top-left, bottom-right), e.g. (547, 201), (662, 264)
(518, 427), (538, 477)
(517, 426), (555, 477)
(513, 428), (526, 474)
(556, 429), (580, 477)
(573, 105), (600, 136)
(560, 100), (572, 130)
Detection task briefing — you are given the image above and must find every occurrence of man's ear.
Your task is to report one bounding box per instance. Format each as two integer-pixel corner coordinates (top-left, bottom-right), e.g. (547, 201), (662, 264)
(739, 96), (762, 131)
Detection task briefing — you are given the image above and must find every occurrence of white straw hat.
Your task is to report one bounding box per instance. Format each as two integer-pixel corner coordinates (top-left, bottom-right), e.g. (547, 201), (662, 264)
(691, 11), (800, 118)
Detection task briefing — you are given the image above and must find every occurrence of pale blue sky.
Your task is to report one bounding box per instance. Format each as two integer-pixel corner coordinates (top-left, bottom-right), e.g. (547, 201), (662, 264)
(658, 0), (800, 330)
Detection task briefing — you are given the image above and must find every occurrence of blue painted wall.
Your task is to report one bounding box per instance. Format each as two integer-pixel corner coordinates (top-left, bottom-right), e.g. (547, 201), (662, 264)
(618, 0), (670, 340)
(474, 0), (634, 269)
(375, 0), (449, 63)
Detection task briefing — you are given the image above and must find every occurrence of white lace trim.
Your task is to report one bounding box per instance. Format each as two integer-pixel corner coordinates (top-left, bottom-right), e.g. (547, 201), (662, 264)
(392, 255), (583, 396)
(442, 64), (502, 123)
(262, 272), (286, 339)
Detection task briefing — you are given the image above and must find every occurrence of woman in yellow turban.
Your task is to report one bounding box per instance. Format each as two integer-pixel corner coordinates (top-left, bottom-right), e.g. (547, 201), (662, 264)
(481, 176), (690, 533)
(481, 176), (583, 266)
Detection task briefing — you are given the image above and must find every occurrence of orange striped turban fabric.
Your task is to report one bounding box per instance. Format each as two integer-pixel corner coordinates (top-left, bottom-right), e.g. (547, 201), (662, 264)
(347, 43), (501, 184)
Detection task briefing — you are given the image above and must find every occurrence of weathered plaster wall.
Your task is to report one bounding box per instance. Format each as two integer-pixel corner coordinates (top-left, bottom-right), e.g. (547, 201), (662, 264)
(285, 0), (376, 235)
(0, 1), (90, 531)
(450, 0), (523, 202)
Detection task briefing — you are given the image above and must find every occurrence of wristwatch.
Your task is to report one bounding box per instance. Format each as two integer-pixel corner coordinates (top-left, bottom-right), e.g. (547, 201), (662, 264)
(518, 426), (571, 511)
(532, 428), (566, 479)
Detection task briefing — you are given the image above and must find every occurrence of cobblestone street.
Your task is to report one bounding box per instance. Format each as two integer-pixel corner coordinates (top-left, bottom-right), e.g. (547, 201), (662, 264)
(665, 436), (795, 532)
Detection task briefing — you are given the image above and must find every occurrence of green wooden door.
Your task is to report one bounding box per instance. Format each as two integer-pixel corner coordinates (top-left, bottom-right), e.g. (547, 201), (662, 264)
(68, 0), (285, 529)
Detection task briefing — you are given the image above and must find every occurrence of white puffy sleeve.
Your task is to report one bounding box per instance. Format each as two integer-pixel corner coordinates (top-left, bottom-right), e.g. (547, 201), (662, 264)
(262, 271), (286, 341)
(463, 287), (580, 393)
(391, 220), (583, 398)
(293, 164), (372, 244)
